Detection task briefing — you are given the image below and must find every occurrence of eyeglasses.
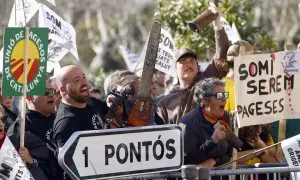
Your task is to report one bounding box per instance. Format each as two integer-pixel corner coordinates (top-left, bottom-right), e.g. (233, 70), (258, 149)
(205, 92), (229, 100)
(45, 89), (59, 96)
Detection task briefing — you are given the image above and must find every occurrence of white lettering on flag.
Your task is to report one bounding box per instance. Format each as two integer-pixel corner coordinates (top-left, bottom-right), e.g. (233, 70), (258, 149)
(38, 3), (79, 72)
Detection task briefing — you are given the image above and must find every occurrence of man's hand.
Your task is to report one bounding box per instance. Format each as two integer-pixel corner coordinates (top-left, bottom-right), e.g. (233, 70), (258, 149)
(209, 6), (222, 30)
(212, 124), (227, 144)
(19, 147), (33, 164)
(198, 158), (216, 168)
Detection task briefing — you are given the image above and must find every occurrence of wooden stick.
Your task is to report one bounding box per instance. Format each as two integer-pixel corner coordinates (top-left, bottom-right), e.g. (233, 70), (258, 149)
(20, 27), (29, 147)
(230, 46), (246, 179)
(215, 142), (281, 169)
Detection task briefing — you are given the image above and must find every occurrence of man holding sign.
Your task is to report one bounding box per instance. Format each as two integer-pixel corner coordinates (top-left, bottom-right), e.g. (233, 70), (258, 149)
(156, 6), (230, 124)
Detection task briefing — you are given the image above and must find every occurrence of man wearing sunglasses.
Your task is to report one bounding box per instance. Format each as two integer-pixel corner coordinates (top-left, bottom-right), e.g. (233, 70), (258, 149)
(7, 79), (60, 179)
(156, 7), (230, 125)
(179, 78), (233, 172)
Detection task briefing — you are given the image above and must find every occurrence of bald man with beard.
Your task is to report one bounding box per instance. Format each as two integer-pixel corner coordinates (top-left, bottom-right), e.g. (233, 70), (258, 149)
(53, 65), (109, 150)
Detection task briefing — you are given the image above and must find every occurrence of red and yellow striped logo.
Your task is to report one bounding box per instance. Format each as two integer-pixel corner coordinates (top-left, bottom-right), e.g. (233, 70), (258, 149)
(10, 39), (40, 84)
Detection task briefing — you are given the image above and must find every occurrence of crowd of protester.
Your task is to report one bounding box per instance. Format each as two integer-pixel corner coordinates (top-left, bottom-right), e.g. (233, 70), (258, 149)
(1, 5), (300, 180)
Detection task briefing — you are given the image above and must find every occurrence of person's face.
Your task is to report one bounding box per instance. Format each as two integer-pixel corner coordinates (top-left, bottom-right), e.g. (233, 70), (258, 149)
(150, 74), (158, 100)
(0, 117), (5, 133)
(0, 79), (14, 110)
(30, 81), (56, 116)
(51, 82), (62, 110)
(155, 71), (165, 87)
(65, 68), (89, 103)
(204, 85), (227, 118)
(176, 56), (198, 82)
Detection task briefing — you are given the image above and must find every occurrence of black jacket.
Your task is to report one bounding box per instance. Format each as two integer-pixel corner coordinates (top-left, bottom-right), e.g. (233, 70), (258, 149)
(1, 104), (17, 131)
(7, 109), (62, 180)
(179, 107), (232, 166)
(8, 132), (50, 180)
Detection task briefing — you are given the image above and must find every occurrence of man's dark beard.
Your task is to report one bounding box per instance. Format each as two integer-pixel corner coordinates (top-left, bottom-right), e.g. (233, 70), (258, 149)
(68, 90), (89, 103)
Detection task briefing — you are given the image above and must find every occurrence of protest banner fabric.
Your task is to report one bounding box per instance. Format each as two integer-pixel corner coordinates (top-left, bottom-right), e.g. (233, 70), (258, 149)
(0, 137), (33, 180)
(119, 46), (139, 71)
(234, 52), (300, 127)
(135, 28), (177, 77)
(38, 3), (79, 72)
(2, 27), (48, 96)
(8, 0), (39, 27)
(231, 23), (241, 43)
(281, 134), (300, 180)
(220, 17), (241, 43)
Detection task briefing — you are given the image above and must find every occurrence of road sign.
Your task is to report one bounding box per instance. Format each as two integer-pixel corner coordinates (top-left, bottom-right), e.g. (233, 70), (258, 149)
(58, 125), (183, 180)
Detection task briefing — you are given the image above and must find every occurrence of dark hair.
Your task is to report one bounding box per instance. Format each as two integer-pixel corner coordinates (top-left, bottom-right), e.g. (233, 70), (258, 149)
(238, 125), (261, 143)
(90, 88), (101, 94)
(260, 124), (272, 143)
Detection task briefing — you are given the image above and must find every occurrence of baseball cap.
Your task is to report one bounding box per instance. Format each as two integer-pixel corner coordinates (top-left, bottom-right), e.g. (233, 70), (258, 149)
(175, 48), (197, 62)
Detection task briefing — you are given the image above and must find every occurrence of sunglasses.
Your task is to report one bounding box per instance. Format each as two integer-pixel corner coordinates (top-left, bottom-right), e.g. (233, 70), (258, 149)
(45, 89), (59, 96)
(205, 92), (229, 100)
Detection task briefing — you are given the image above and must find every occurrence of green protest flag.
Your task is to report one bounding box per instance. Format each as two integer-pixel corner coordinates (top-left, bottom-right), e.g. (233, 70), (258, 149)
(2, 27), (48, 96)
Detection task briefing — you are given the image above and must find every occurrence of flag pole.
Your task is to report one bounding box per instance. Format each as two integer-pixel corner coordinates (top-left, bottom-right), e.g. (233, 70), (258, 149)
(14, 0), (17, 26)
(20, 27), (29, 147)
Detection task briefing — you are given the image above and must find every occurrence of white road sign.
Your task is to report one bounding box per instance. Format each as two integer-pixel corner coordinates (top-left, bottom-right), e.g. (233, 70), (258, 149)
(58, 125), (183, 180)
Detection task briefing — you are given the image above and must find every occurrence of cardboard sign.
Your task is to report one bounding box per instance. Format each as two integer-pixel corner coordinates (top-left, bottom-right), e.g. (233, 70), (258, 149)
(8, 0), (39, 27)
(136, 28), (177, 77)
(38, 3), (79, 72)
(281, 134), (300, 180)
(58, 125), (183, 180)
(0, 137), (33, 180)
(234, 52), (300, 127)
(2, 27), (48, 96)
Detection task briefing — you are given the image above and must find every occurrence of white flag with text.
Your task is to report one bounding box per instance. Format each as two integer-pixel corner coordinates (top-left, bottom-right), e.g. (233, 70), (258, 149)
(39, 3), (79, 72)
(0, 137), (33, 180)
(8, 0), (39, 27)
